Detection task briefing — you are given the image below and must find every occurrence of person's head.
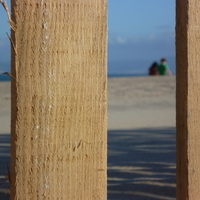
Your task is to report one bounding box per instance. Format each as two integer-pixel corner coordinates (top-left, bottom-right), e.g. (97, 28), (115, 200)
(161, 58), (167, 65)
(151, 62), (158, 67)
(152, 62), (158, 67)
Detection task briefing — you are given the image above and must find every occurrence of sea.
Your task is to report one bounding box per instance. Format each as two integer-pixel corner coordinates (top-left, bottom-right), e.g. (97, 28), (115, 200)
(108, 73), (148, 78)
(0, 74), (11, 82)
(0, 73), (149, 82)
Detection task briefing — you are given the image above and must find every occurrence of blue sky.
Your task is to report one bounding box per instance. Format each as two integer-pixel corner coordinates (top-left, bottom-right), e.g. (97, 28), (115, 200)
(0, 0), (175, 74)
(0, 0), (10, 73)
(108, 0), (175, 74)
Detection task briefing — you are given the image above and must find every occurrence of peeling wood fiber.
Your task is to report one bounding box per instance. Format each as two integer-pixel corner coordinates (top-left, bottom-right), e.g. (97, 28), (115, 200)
(10, 0), (107, 199)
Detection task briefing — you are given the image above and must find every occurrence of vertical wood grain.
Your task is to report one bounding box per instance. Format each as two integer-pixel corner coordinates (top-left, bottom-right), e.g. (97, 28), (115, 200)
(10, 0), (107, 199)
(176, 0), (200, 199)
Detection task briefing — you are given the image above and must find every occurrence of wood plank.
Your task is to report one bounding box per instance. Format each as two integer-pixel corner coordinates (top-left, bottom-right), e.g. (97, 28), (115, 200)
(176, 0), (200, 199)
(10, 0), (107, 199)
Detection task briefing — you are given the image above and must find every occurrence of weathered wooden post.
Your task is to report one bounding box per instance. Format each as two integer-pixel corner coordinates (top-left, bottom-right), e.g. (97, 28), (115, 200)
(176, 0), (200, 199)
(10, 0), (107, 199)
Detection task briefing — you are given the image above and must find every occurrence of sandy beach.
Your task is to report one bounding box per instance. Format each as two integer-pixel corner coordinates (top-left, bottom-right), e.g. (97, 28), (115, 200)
(0, 76), (176, 199)
(107, 76), (176, 200)
(108, 76), (175, 129)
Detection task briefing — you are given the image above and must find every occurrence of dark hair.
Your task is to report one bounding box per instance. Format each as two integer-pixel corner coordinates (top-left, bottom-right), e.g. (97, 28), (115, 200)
(151, 62), (158, 67)
(161, 58), (166, 62)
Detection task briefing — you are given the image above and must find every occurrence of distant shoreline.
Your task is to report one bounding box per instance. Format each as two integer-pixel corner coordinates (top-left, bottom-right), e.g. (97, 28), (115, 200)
(0, 73), (175, 82)
(0, 74), (149, 82)
(108, 73), (148, 78)
(0, 75), (11, 82)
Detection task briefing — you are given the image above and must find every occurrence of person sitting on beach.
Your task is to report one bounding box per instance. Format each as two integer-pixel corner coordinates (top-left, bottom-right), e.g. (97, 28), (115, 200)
(157, 58), (172, 76)
(149, 62), (159, 75)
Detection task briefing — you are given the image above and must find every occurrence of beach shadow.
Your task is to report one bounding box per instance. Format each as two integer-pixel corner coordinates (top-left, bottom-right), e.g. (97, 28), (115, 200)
(0, 134), (10, 200)
(0, 128), (176, 200)
(108, 127), (176, 200)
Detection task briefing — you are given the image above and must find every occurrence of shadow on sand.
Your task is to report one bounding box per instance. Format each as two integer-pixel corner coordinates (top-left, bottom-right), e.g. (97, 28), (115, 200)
(0, 133), (10, 200)
(0, 128), (176, 200)
(108, 127), (176, 200)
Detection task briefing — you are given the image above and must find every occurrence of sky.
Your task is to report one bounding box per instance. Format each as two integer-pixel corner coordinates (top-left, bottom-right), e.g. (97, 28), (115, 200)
(108, 0), (175, 74)
(0, 0), (175, 75)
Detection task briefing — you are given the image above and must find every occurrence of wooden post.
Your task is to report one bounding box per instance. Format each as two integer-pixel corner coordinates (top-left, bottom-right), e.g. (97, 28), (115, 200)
(176, 0), (200, 199)
(10, 0), (107, 199)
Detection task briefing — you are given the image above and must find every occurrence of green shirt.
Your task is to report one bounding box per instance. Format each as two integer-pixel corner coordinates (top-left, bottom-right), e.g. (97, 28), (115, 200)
(157, 64), (168, 75)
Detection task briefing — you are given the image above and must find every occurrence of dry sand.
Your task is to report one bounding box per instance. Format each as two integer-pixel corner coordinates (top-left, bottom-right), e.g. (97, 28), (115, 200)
(0, 76), (176, 199)
(108, 76), (175, 129)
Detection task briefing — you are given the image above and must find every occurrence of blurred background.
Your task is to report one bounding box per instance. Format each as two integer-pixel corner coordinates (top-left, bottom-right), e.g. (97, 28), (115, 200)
(0, 0), (175, 77)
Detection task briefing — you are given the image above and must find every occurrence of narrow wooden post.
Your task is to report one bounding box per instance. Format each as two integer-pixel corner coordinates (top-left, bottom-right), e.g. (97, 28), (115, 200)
(10, 0), (107, 199)
(176, 0), (200, 199)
